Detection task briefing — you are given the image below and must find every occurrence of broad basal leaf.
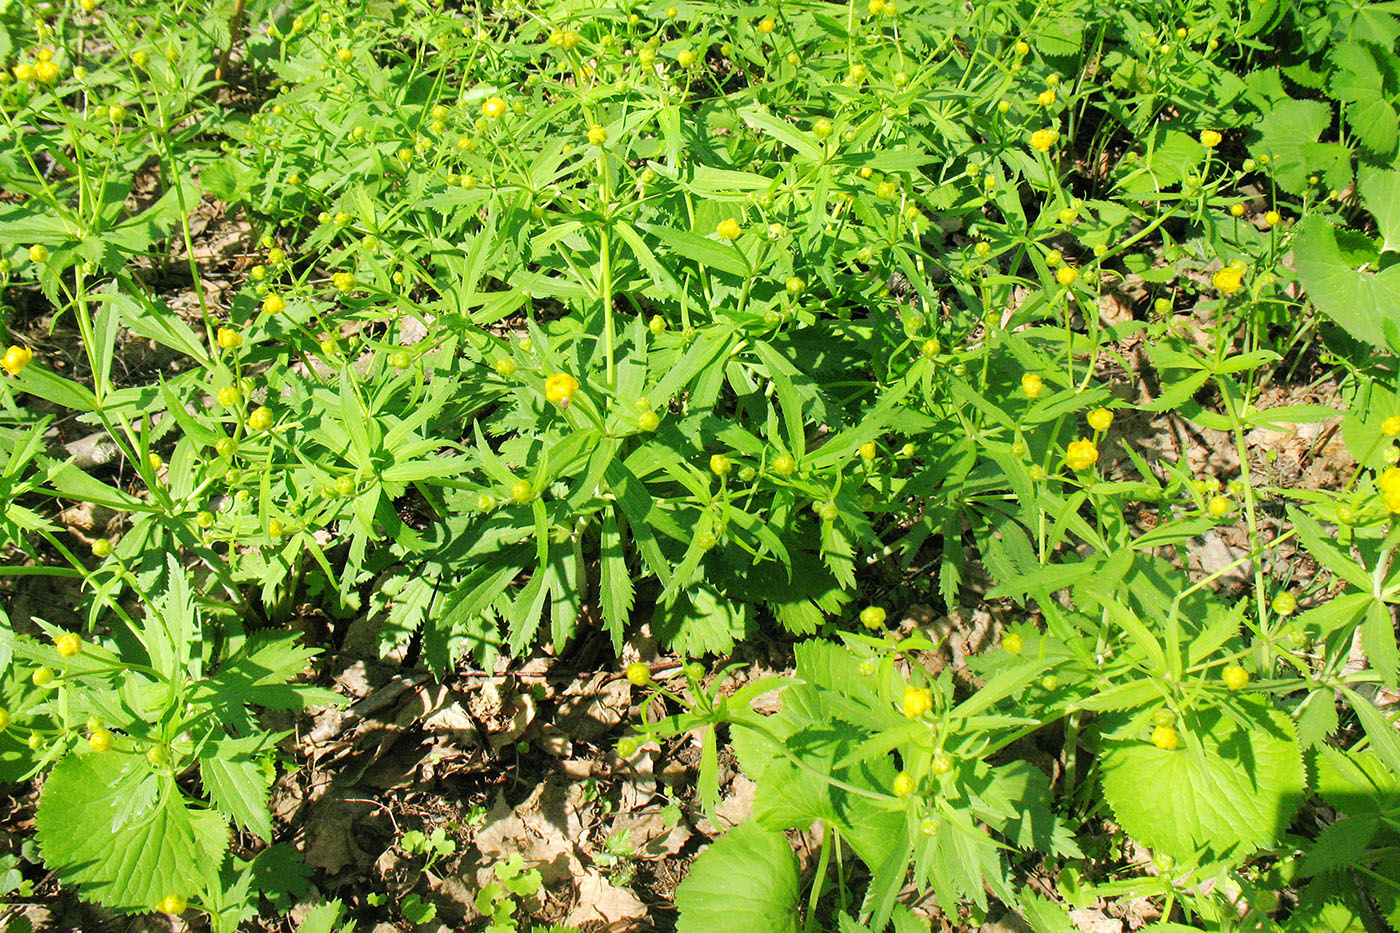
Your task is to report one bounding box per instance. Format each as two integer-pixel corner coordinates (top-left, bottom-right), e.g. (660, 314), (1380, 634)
(1098, 697), (1305, 863)
(37, 751), (228, 912)
(1295, 215), (1400, 348)
(675, 823), (801, 933)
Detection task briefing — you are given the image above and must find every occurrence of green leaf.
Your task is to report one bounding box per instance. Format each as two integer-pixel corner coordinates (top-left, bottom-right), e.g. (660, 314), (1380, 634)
(109, 288), (210, 367)
(12, 365), (97, 412)
(1295, 215), (1400, 348)
(1364, 597), (1400, 685)
(1297, 690), (1340, 748)
(739, 107), (824, 161)
(1098, 698), (1305, 862)
(1252, 99), (1351, 195)
(1340, 686), (1400, 776)
(641, 223), (749, 278)
(675, 823), (801, 933)
(1020, 893), (1075, 933)
(599, 513), (633, 652)
(1288, 506), (1372, 591)
(1360, 166), (1400, 257)
(653, 585), (754, 655)
(296, 901), (355, 933)
(199, 736), (274, 842)
(36, 752), (228, 912)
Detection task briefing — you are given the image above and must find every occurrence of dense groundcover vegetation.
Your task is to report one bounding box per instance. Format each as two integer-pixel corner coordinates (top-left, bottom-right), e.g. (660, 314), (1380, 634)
(5, 0), (1400, 929)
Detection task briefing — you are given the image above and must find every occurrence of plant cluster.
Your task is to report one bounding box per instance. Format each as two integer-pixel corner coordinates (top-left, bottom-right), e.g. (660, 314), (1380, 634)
(1, 0), (1399, 929)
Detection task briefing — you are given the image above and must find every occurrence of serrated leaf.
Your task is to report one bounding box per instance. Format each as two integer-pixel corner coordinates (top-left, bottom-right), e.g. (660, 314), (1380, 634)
(1098, 698), (1305, 862)
(599, 513), (633, 652)
(37, 752), (228, 912)
(296, 900), (354, 933)
(1295, 216), (1400, 348)
(1297, 691), (1340, 748)
(652, 585), (753, 655)
(200, 738), (273, 841)
(640, 223), (749, 278)
(674, 823), (800, 933)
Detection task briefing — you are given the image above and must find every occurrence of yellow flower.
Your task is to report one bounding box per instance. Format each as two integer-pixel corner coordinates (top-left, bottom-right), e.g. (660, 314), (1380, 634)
(757, 17), (776, 34)
(55, 632), (81, 658)
(216, 327), (242, 350)
(34, 60), (59, 84)
(1065, 438), (1098, 470)
(1029, 128), (1058, 153)
(588, 124), (607, 146)
(158, 894), (188, 916)
(1021, 372), (1044, 399)
(1199, 129), (1222, 148)
(1056, 266), (1078, 286)
(28, 244), (49, 264)
(1211, 266), (1243, 294)
(1015, 40), (1030, 55)
(859, 606), (886, 629)
(1150, 725), (1179, 751)
(1208, 495), (1234, 518)
(1036, 88), (1056, 107)
(1381, 467), (1400, 513)
(247, 406), (273, 432)
(544, 372), (580, 406)
(1, 345), (34, 376)
(901, 685), (933, 719)
(482, 96), (507, 119)
(1384, 415), (1400, 437)
(1087, 408), (1113, 432)
(262, 293), (286, 314)
(1222, 665), (1249, 690)
(716, 218), (742, 240)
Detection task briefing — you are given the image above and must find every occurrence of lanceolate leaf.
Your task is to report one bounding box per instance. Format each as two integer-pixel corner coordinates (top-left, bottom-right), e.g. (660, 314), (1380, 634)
(599, 512), (633, 651)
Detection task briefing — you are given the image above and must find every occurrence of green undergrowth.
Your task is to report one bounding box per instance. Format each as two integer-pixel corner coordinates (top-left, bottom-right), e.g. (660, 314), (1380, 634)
(1, 0), (1400, 929)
